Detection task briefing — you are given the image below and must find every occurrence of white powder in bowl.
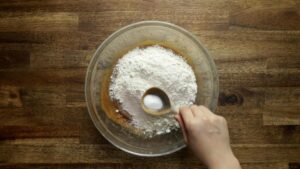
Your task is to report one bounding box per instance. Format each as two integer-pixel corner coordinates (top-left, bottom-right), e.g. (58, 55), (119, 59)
(109, 45), (197, 138)
(143, 94), (164, 111)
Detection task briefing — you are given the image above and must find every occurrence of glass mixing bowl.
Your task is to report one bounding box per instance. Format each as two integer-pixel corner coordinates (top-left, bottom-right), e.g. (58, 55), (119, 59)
(85, 21), (219, 156)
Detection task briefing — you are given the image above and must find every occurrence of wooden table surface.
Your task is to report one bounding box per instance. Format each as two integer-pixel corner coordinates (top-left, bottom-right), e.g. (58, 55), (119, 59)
(0, 0), (299, 168)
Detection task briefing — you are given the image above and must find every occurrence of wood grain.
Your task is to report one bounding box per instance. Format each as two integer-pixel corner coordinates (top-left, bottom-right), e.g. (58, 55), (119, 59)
(0, 163), (291, 169)
(263, 88), (300, 125)
(229, 0), (300, 30)
(0, 12), (78, 32)
(0, 0), (299, 168)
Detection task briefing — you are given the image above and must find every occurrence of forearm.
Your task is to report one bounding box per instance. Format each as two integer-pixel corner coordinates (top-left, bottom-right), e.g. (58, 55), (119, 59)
(177, 105), (241, 169)
(208, 152), (241, 169)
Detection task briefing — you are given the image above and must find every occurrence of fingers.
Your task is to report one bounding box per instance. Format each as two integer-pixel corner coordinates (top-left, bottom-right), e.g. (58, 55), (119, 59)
(199, 105), (214, 116)
(175, 114), (188, 143)
(179, 106), (194, 124)
(190, 105), (205, 117)
(191, 105), (213, 117)
(177, 105), (216, 144)
(178, 106), (194, 144)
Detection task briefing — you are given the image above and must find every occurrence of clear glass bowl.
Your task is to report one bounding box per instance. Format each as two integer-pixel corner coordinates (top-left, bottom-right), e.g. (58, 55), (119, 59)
(85, 21), (219, 156)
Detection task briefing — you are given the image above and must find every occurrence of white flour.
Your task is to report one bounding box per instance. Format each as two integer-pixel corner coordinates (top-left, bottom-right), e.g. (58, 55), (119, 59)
(109, 45), (197, 138)
(143, 94), (164, 111)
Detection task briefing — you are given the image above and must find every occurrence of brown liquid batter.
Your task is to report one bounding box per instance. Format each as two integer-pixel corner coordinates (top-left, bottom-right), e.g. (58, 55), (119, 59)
(100, 41), (196, 136)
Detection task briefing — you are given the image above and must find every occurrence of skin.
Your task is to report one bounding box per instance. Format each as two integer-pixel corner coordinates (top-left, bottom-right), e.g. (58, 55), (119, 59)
(175, 105), (241, 169)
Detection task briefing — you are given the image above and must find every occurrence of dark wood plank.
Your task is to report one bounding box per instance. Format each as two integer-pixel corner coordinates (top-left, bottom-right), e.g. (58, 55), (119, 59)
(0, 107), (84, 126)
(30, 49), (92, 69)
(289, 163), (300, 169)
(218, 87), (264, 108)
(66, 84), (86, 108)
(233, 144), (300, 163)
(0, 69), (85, 87)
(0, 0), (228, 12)
(0, 31), (104, 51)
(0, 12), (78, 32)
(0, 50), (30, 69)
(0, 86), (22, 108)
(0, 138), (79, 145)
(219, 72), (300, 87)
(197, 30), (300, 69)
(0, 162), (290, 169)
(229, 0), (300, 30)
(0, 106), (83, 141)
(78, 10), (229, 33)
(19, 86), (66, 107)
(267, 55), (300, 71)
(0, 125), (79, 140)
(263, 88), (300, 125)
(0, 144), (299, 163)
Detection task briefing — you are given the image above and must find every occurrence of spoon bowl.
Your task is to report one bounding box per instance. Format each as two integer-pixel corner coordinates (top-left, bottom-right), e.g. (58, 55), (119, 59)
(141, 87), (172, 116)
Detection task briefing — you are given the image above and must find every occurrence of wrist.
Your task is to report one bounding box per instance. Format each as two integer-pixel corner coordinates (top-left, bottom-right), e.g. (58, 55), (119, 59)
(208, 152), (240, 169)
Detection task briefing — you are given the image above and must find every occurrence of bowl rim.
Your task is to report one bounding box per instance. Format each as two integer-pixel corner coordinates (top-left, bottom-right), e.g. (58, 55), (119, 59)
(85, 20), (219, 157)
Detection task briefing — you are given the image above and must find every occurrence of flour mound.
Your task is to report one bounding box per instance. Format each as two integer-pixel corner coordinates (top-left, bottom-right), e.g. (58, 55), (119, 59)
(109, 45), (197, 138)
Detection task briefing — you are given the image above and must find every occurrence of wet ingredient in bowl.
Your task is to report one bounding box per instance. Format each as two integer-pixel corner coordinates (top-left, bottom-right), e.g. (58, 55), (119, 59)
(109, 45), (197, 138)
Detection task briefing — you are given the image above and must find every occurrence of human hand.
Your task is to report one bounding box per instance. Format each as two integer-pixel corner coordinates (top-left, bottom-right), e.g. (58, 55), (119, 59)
(175, 105), (241, 169)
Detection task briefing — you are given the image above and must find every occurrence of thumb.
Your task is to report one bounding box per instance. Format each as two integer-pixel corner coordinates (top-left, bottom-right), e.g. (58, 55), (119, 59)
(175, 114), (188, 144)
